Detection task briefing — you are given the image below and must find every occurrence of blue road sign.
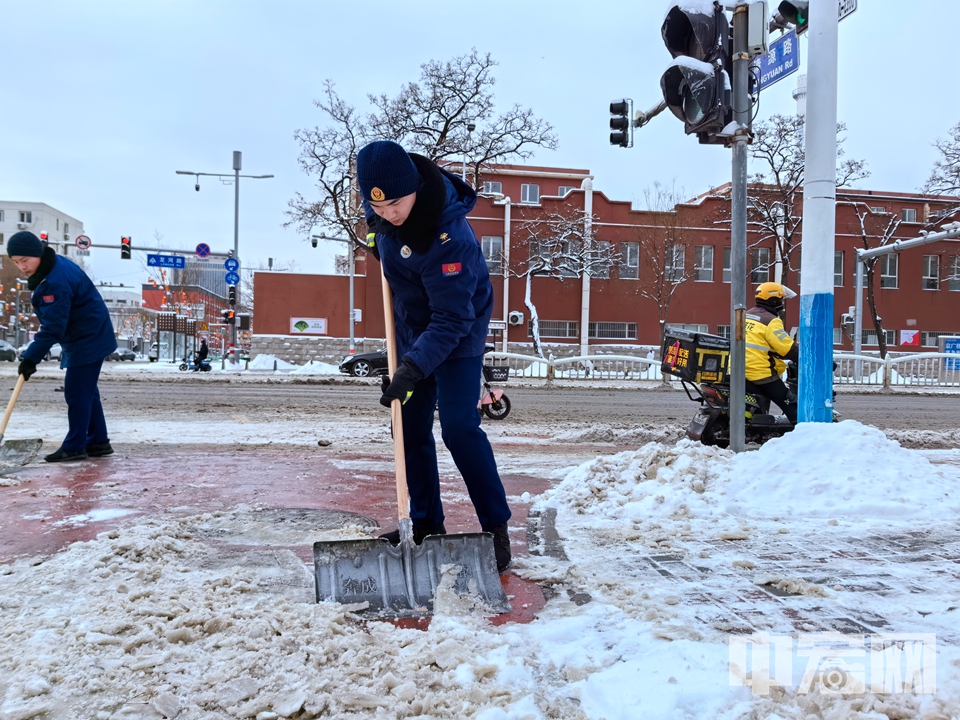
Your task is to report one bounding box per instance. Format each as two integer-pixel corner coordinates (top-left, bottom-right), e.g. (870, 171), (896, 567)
(147, 254), (186, 269)
(755, 29), (799, 91)
(196, 243), (211, 258)
(945, 336), (960, 371)
(225, 271), (240, 286)
(224, 258), (240, 272)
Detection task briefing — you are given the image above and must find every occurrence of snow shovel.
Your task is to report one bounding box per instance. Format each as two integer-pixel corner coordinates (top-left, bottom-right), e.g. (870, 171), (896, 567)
(313, 271), (510, 617)
(0, 375), (43, 466)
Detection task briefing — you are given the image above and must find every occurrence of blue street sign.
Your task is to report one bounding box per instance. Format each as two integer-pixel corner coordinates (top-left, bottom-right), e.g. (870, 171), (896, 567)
(945, 337), (960, 371)
(754, 29), (800, 91)
(225, 271), (240, 286)
(147, 254), (186, 269)
(224, 258), (240, 272)
(196, 243), (211, 258)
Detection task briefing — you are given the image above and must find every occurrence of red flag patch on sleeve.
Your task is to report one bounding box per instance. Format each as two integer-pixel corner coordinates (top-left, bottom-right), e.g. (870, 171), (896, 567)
(442, 262), (462, 277)
(43, 295), (55, 302)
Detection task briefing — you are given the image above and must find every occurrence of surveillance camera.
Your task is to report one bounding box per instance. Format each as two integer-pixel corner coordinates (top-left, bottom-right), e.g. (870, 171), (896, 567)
(311, 237), (318, 248)
(467, 123), (476, 132)
(195, 184), (200, 192)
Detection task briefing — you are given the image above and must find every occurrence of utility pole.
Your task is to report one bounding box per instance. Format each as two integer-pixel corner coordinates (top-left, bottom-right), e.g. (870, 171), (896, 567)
(176, 152), (273, 366)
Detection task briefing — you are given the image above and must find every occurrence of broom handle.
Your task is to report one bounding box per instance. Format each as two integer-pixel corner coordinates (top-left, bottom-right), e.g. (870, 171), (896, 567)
(0, 375), (26, 436)
(381, 270), (410, 523)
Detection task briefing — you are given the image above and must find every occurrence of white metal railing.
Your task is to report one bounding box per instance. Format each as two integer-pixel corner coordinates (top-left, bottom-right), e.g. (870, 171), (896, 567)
(478, 351), (960, 388)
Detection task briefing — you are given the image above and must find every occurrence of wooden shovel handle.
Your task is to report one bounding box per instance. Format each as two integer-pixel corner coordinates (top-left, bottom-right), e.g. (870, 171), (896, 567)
(0, 375), (26, 436)
(381, 270), (411, 523)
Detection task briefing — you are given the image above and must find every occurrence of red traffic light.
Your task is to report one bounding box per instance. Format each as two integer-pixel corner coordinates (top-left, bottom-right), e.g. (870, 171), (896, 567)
(120, 236), (132, 259)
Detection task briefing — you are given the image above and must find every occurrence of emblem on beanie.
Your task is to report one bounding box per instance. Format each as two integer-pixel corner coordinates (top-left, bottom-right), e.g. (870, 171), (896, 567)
(371, 187), (385, 202)
(401, 245), (412, 259)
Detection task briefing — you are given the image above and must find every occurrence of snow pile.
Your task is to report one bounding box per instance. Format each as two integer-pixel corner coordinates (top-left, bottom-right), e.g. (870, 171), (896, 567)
(289, 359), (340, 375)
(720, 420), (960, 519)
(247, 354), (295, 371)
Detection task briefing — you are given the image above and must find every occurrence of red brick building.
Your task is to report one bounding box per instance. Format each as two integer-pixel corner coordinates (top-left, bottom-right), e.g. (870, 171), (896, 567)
(252, 164), (960, 354)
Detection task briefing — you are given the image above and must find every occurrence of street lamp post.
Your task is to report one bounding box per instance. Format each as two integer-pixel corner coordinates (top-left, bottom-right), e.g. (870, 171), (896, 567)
(462, 122), (475, 184)
(176, 151), (273, 366)
(313, 234), (356, 355)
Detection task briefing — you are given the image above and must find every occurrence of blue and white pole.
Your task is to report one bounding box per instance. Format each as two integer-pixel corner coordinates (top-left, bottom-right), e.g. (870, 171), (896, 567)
(797, 0), (838, 423)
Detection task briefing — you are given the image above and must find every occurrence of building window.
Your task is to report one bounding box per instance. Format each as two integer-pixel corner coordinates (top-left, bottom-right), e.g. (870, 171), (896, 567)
(520, 184), (540, 204)
(694, 245), (713, 282)
(620, 242), (639, 279)
(750, 247), (771, 284)
(665, 244), (685, 281)
(667, 323), (709, 333)
(64, 222), (70, 234)
(834, 250), (843, 287)
(529, 320), (578, 338)
(879, 254), (898, 288)
(901, 207), (917, 223)
(0, 233), (4, 245)
(482, 181), (502, 195)
(481, 235), (503, 274)
(833, 327), (843, 345)
(19, 211), (32, 224)
(922, 255), (939, 290)
(558, 185), (576, 197)
(949, 255), (960, 292)
(723, 246), (731, 283)
(869, 206), (886, 214)
(590, 241), (611, 279)
(717, 325), (731, 339)
(861, 329), (895, 346)
(0, 210), (4, 222)
(588, 321), (637, 339)
(921, 331), (948, 347)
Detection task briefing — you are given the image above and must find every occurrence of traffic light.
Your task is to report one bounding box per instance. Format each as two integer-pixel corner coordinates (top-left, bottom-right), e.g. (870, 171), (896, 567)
(609, 100), (633, 148)
(228, 285), (237, 305)
(121, 236), (132, 259)
(39, 231), (49, 243)
(659, 3), (732, 143)
(778, 1), (808, 34)
(227, 310), (235, 325)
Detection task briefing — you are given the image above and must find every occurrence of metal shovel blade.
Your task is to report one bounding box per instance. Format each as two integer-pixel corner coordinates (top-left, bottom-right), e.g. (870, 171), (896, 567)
(0, 438), (42, 466)
(314, 532), (510, 617)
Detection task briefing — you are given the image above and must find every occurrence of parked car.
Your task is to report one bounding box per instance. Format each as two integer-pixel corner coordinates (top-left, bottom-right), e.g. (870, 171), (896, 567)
(339, 349), (388, 377)
(48, 343), (63, 361)
(0, 340), (16, 362)
(107, 348), (137, 361)
(148, 342), (169, 362)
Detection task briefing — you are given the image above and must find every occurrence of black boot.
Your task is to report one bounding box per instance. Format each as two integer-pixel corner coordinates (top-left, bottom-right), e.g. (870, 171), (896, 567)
(85, 441), (114, 457)
(44, 448), (88, 463)
(486, 522), (511, 573)
(379, 522), (446, 545)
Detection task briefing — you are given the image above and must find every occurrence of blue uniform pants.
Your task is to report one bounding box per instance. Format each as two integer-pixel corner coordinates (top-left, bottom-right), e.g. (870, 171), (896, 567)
(62, 360), (109, 451)
(399, 354), (511, 531)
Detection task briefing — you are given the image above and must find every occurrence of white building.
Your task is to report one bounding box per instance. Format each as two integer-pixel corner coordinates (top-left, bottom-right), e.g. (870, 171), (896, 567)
(0, 201), (84, 259)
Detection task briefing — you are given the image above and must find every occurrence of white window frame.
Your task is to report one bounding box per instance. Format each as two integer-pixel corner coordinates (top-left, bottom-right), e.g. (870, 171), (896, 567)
(694, 245), (714, 282)
(590, 240), (611, 279)
(922, 254), (939, 290)
(750, 247), (771, 284)
(949, 255), (960, 292)
(529, 320), (578, 338)
(723, 246), (731, 283)
(921, 331), (947, 347)
(520, 183), (540, 204)
(901, 207), (917, 223)
(0, 210), (4, 222)
(665, 244), (685, 282)
(620, 242), (639, 279)
(717, 325), (731, 339)
(869, 206), (886, 214)
(482, 181), (502, 195)
(19, 211), (32, 224)
(481, 235), (503, 274)
(588, 321), (637, 340)
(879, 254), (898, 289)
(834, 250), (844, 287)
(558, 186), (576, 197)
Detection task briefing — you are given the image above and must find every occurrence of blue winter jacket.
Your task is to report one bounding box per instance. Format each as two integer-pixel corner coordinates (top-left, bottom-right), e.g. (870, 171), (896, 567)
(365, 163), (493, 377)
(24, 253), (117, 368)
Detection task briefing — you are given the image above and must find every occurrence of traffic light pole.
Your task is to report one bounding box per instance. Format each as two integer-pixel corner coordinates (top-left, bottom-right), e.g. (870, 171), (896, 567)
(797, 0), (839, 423)
(728, 1), (751, 453)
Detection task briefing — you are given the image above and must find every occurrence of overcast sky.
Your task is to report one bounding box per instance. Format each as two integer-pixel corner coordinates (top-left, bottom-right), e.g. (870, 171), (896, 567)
(2, 0), (955, 287)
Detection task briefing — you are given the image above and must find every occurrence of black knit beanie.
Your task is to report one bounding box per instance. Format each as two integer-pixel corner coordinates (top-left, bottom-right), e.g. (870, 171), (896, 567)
(356, 141), (420, 202)
(7, 231), (45, 258)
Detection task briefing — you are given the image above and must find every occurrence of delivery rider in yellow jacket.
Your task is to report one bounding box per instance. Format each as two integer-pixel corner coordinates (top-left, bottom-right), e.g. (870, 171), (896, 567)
(745, 282), (799, 423)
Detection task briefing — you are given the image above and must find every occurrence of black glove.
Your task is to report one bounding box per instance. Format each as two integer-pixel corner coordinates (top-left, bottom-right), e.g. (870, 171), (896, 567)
(18, 358), (37, 381)
(379, 359), (423, 408)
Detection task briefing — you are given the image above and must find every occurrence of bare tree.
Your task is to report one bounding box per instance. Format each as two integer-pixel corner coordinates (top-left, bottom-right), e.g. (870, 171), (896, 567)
(719, 114), (869, 288)
(923, 120), (960, 197)
(286, 49), (558, 250)
(629, 182), (697, 352)
(511, 205), (611, 358)
(839, 202), (900, 358)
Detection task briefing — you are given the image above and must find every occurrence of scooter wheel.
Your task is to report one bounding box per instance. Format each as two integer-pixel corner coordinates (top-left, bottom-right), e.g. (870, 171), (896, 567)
(483, 394), (511, 420)
(179, 363), (188, 371)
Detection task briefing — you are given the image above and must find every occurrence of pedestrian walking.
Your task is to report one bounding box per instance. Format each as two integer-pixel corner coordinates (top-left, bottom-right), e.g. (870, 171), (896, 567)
(8, 231), (117, 462)
(357, 140), (513, 572)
